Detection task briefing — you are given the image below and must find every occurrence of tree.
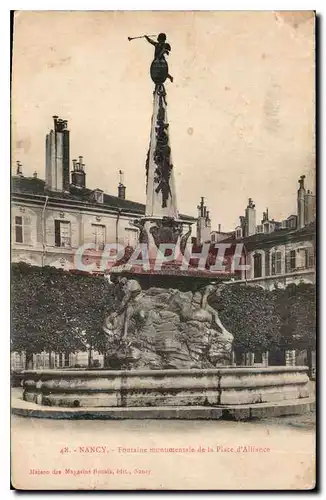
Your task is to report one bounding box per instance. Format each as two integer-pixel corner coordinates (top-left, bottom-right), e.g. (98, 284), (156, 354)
(217, 284), (281, 355)
(11, 263), (113, 367)
(274, 283), (316, 374)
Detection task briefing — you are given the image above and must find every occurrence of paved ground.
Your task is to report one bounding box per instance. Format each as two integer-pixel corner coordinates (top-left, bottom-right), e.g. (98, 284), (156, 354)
(11, 388), (316, 490)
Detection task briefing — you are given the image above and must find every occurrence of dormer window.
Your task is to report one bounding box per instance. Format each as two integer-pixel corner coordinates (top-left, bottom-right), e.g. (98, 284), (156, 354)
(92, 189), (104, 204)
(235, 227), (242, 239)
(256, 225), (263, 234)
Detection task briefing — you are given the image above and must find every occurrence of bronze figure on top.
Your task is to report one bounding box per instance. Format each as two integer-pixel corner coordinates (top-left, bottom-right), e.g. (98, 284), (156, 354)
(128, 32), (173, 84)
(145, 33), (173, 84)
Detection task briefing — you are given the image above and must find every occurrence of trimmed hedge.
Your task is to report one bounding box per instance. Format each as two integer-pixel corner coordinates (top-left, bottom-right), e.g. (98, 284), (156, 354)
(11, 263), (316, 361)
(11, 263), (113, 357)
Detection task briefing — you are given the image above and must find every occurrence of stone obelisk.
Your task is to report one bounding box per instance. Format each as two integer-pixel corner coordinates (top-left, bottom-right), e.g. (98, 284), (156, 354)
(127, 33), (193, 267)
(145, 82), (178, 219)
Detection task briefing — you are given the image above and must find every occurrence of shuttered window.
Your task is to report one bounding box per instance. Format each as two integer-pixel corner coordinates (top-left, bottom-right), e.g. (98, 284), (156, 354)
(285, 250), (296, 273)
(306, 247), (315, 268)
(14, 215), (32, 244)
(265, 251), (270, 277)
(296, 248), (307, 269)
(92, 224), (106, 250)
(23, 215), (32, 244)
(271, 251), (282, 275)
(253, 253), (262, 278)
(15, 216), (23, 243)
(54, 220), (71, 247)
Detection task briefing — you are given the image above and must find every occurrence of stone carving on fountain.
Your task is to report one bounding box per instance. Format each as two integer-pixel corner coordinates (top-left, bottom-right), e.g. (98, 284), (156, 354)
(130, 218), (192, 256)
(103, 279), (234, 370)
(153, 85), (173, 209)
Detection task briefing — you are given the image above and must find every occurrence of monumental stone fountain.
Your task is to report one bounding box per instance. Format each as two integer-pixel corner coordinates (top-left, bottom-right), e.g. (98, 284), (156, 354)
(19, 34), (312, 420)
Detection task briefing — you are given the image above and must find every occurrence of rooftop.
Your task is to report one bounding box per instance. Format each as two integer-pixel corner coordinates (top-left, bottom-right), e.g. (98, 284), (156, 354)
(11, 175), (195, 221)
(222, 219), (316, 247)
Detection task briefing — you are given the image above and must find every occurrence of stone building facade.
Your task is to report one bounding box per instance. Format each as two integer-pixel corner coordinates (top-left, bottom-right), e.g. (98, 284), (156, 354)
(12, 116), (194, 274)
(220, 176), (316, 373)
(227, 175), (316, 290)
(12, 172), (143, 272)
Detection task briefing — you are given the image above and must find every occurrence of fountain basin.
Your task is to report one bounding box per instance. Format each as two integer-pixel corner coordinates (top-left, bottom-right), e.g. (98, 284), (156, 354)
(22, 366), (310, 408)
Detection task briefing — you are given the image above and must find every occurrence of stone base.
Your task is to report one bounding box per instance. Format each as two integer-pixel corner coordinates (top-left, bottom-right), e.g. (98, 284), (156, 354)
(22, 366), (310, 409)
(12, 393), (315, 421)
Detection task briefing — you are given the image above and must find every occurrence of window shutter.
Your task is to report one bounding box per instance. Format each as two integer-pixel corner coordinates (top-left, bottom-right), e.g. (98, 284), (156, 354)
(265, 251), (270, 277)
(55, 220), (61, 247)
(307, 247), (315, 268)
(276, 251), (282, 274)
(23, 215), (32, 245)
(290, 250), (296, 271)
(271, 253), (276, 275)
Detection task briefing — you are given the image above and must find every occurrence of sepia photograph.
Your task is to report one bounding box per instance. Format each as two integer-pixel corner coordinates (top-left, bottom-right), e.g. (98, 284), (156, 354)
(10, 10), (316, 490)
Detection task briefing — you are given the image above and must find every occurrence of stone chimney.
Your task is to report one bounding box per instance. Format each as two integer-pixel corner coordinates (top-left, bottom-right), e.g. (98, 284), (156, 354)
(118, 170), (126, 199)
(71, 155), (86, 189)
(197, 197), (205, 217)
(261, 208), (269, 224)
(45, 115), (70, 192)
(16, 161), (23, 177)
(244, 198), (256, 236)
(297, 175), (306, 228)
(239, 215), (246, 234)
(196, 197), (211, 244)
(304, 189), (316, 225)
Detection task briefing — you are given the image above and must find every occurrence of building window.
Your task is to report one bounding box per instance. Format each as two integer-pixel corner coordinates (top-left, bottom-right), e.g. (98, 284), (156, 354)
(290, 250), (296, 271)
(265, 251), (270, 277)
(55, 220), (71, 247)
(296, 248), (307, 269)
(271, 251), (282, 275)
(286, 250), (297, 273)
(256, 225), (263, 234)
(306, 247), (315, 268)
(253, 253), (262, 278)
(125, 228), (138, 247)
(15, 216), (23, 243)
(92, 224), (106, 250)
(93, 190), (104, 203)
(236, 228), (242, 239)
(264, 223), (269, 234)
(211, 233), (216, 243)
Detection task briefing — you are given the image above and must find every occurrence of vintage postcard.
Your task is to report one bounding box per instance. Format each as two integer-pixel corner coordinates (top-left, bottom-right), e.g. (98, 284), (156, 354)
(11, 10), (316, 490)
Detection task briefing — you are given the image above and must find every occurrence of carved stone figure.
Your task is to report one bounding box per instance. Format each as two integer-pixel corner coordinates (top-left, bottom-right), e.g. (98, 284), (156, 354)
(103, 275), (142, 340)
(103, 278), (234, 369)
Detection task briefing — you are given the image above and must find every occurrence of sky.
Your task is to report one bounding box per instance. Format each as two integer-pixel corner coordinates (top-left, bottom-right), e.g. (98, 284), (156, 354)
(11, 10), (315, 231)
